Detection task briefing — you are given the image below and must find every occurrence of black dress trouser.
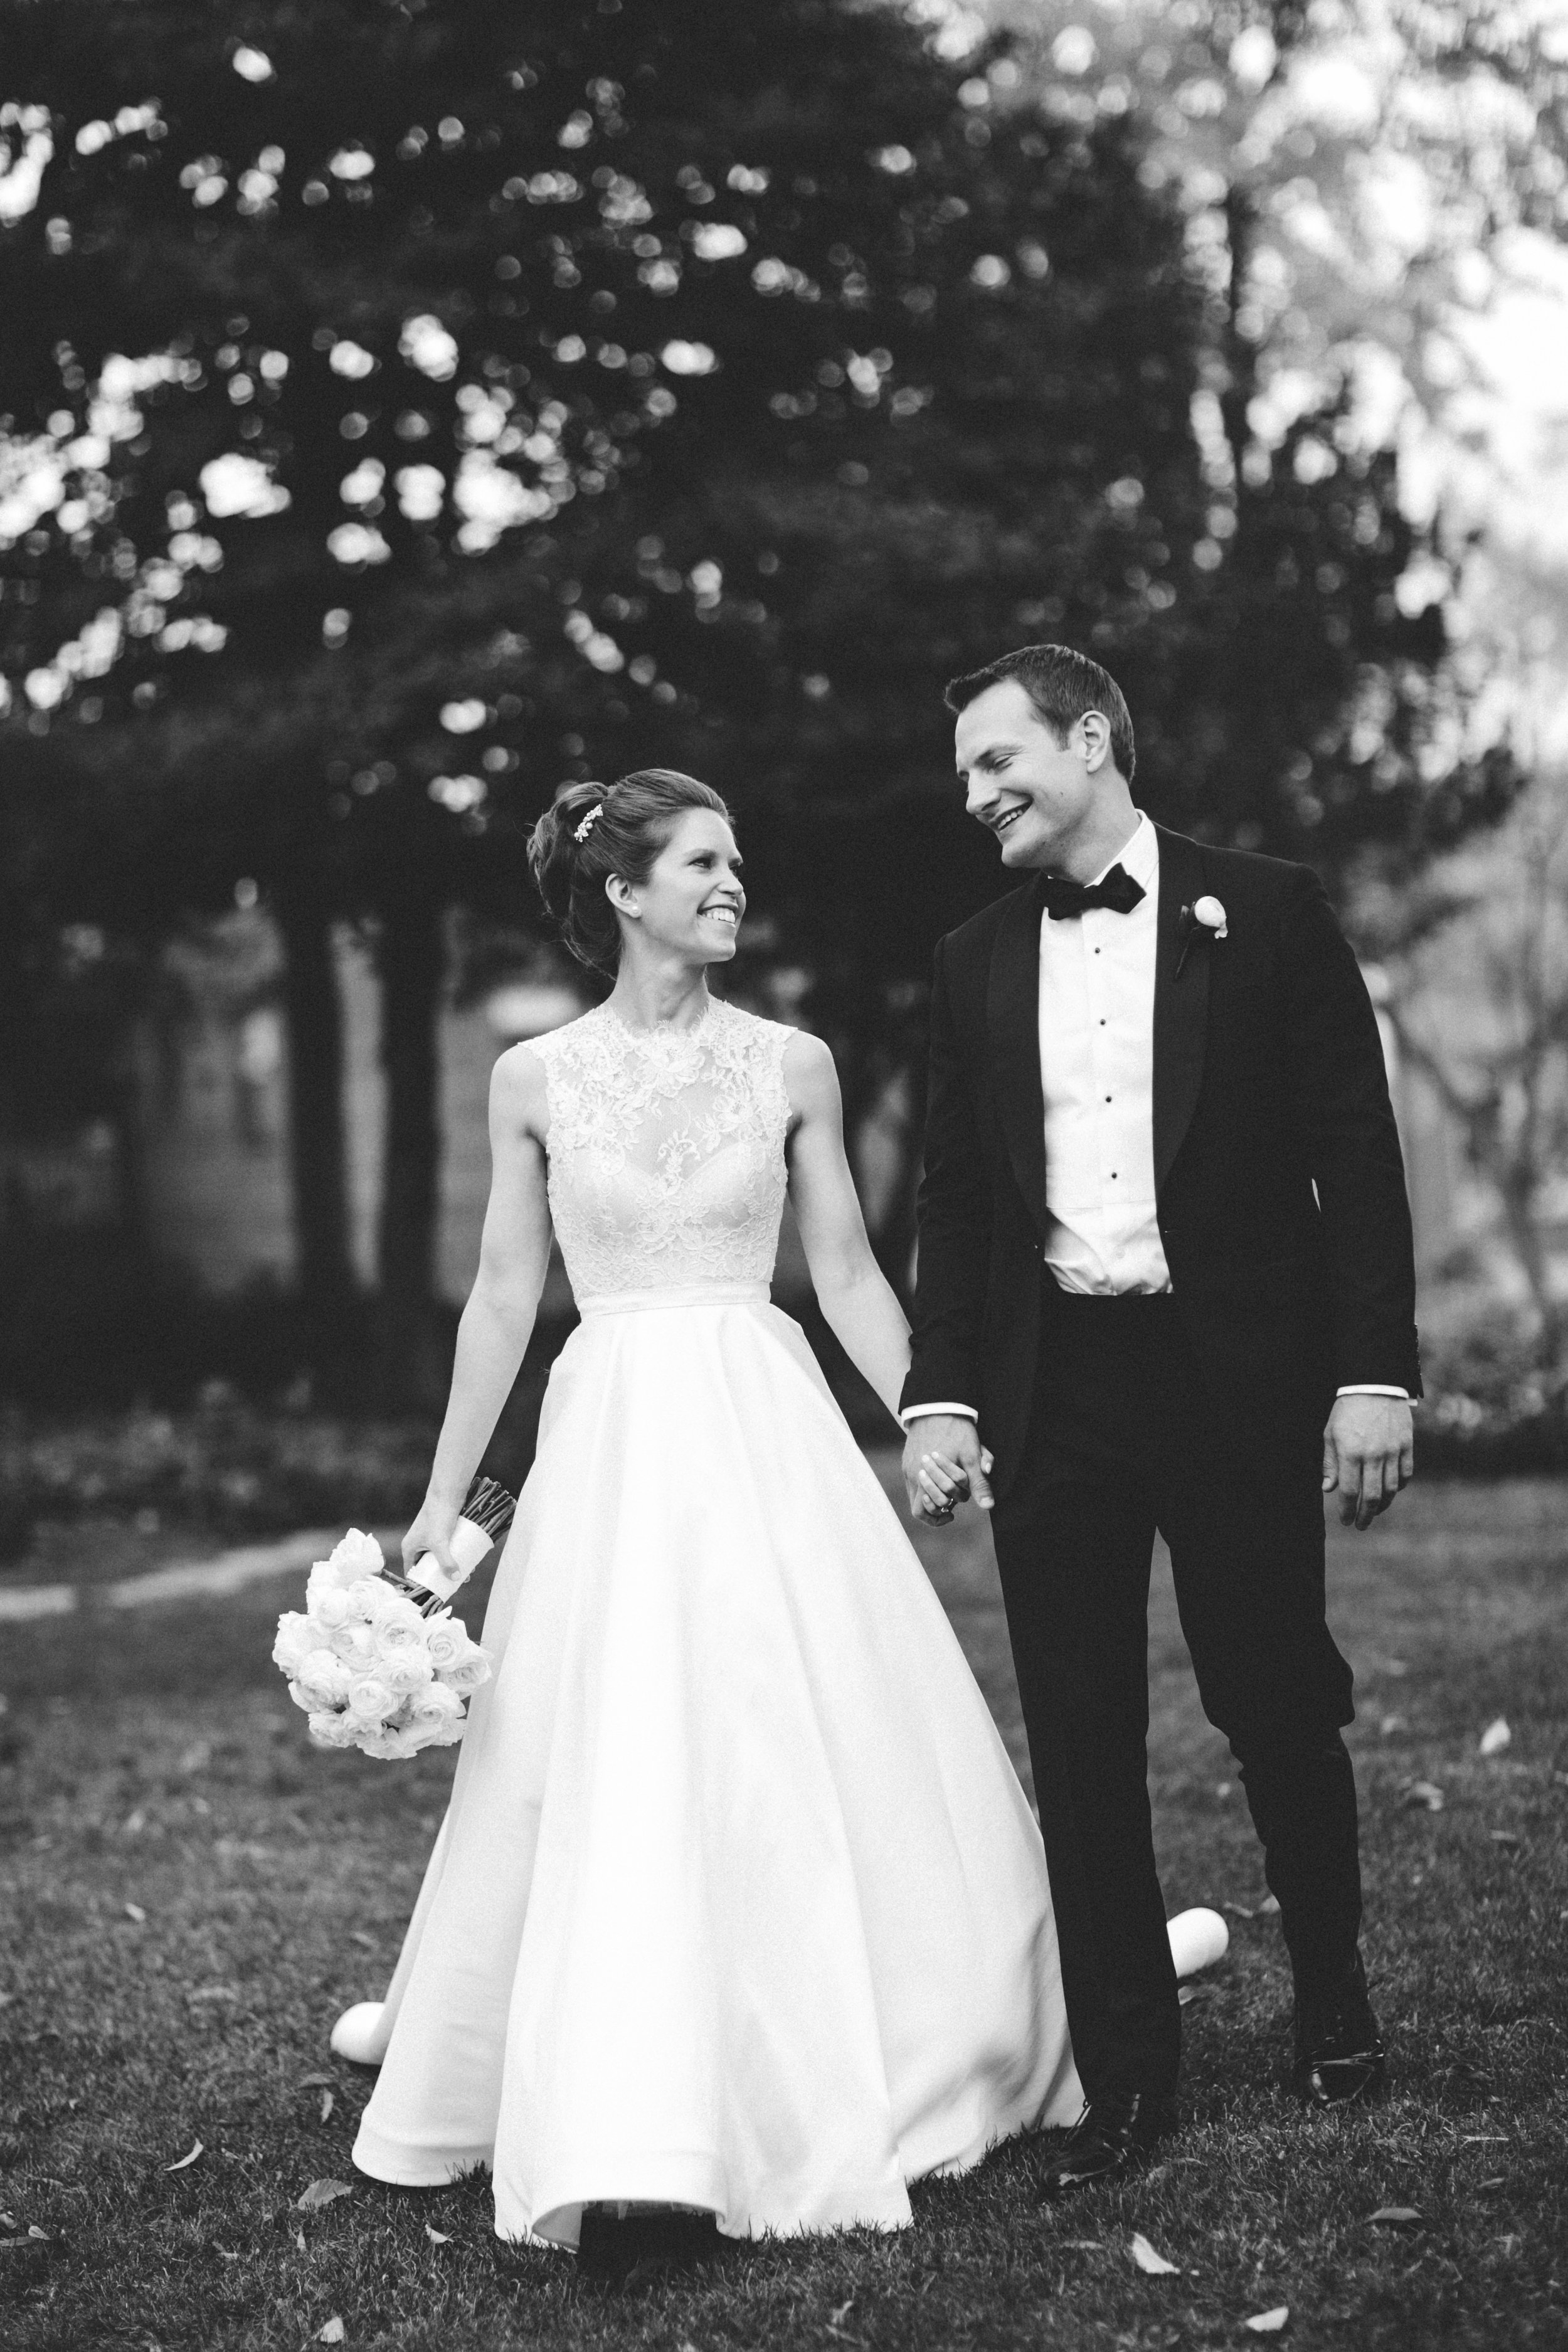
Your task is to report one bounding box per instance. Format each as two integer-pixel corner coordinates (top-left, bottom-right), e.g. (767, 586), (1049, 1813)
(988, 1290), (1361, 2103)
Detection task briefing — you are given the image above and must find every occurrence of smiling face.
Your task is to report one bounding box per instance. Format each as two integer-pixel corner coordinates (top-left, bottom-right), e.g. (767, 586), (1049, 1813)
(954, 677), (1116, 875)
(611, 806), (745, 967)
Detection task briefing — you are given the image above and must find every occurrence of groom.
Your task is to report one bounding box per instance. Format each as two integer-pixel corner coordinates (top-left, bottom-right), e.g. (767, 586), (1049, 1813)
(899, 644), (1419, 2194)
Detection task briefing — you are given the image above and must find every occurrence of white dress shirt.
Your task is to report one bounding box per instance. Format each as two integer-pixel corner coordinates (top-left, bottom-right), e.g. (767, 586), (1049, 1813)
(1037, 810), (1168, 1295)
(904, 810), (1408, 1424)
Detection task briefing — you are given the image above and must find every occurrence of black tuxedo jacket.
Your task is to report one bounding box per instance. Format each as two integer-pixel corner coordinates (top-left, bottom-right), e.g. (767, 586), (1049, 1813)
(900, 825), (1422, 1502)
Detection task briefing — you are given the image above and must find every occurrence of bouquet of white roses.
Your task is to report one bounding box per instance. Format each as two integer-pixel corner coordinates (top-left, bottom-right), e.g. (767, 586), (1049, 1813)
(272, 1501), (506, 1761)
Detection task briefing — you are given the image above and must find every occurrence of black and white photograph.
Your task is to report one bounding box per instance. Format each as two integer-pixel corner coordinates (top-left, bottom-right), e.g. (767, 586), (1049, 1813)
(2, 1), (1565, 2344)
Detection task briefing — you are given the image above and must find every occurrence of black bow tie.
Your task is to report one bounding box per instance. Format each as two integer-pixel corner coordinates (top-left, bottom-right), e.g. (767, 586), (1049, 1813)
(1039, 864), (1147, 921)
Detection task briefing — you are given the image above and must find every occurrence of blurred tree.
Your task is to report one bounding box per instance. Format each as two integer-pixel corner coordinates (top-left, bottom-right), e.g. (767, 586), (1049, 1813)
(0, 0), (1510, 1355)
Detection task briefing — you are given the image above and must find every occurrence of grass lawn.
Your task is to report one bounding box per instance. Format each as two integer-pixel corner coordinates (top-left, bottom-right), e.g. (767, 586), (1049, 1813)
(1, 1461), (1565, 2350)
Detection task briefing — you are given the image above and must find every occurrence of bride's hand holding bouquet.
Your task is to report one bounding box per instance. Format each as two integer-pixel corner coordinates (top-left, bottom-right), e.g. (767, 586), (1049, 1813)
(272, 1480), (514, 1761)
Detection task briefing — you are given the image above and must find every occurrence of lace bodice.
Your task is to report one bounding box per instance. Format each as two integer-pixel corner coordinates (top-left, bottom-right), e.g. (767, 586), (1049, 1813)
(528, 997), (797, 1300)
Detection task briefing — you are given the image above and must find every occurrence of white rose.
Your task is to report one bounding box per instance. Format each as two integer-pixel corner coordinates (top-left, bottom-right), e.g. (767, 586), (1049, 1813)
(355, 1722), (422, 1761)
(298, 1649), (352, 1708)
(347, 1575), (395, 1624)
(405, 1681), (465, 1730)
(440, 1646), (491, 1696)
(373, 1604), (426, 1656)
(331, 1619), (379, 1668)
(272, 1611), (317, 1677)
(381, 1649), (434, 1698)
(1192, 894), (1229, 938)
(305, 1572), (352, 1627)
(287, 1677), (315, 1714)
(327, 1527), (385, 1586)
(410, 1715), (465, 1751)
(308, 1709), (357, 1750)
(421, 1614), (467, 1673)
(346, 1673), (396, 1722)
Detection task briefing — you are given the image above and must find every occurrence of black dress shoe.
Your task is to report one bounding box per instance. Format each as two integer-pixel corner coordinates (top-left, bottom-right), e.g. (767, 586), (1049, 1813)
(1036, 2090), (1177, 2197)
(1293, 1952), (1386, 2107)
(577, 2205), (724, 2291)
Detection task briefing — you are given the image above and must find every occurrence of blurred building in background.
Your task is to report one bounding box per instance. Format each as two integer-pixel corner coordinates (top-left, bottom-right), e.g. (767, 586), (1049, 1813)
(0, 908), (1468, 1315)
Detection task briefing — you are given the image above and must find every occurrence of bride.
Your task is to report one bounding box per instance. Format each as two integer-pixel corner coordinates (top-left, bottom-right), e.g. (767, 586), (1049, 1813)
(341, 766), (1083, 2271)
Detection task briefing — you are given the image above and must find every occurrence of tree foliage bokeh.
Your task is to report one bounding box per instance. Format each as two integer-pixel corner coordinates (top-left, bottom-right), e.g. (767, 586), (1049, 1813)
(0, 0), (1517, 1396)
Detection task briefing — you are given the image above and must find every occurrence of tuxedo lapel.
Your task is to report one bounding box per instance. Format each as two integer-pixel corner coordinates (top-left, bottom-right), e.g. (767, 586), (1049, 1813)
(1153, 825), (1209, 1197)
(985, 875), (1049, 1236)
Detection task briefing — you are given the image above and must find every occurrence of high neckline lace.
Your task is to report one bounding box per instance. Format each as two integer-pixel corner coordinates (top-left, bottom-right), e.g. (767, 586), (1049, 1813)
(529, 998), (795, 1298)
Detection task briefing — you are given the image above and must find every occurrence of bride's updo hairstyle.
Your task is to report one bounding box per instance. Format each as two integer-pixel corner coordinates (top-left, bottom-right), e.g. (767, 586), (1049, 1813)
(528, 768), (734, 976)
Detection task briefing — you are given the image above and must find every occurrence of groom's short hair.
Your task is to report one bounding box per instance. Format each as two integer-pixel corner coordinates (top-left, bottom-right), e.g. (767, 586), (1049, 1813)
(945, 644), (1136, 784)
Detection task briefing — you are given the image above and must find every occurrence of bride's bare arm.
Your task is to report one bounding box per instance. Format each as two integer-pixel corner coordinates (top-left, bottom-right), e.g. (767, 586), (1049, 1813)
(401, 1046), (553, 1576)
(783, 1029), (914, 1426)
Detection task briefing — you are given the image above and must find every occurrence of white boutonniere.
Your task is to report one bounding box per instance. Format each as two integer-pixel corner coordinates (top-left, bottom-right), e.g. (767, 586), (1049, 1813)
(1175, 895), (1228, 978)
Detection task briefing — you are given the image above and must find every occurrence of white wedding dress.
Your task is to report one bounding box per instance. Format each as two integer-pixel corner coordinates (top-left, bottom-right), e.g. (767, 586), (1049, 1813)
(349, 996), (1081, 2245)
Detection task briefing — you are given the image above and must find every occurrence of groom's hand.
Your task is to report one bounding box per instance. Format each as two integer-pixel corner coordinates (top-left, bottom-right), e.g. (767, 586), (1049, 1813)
(1322, 1394), (1414, 1531)
(902, 1415), (994, 1522)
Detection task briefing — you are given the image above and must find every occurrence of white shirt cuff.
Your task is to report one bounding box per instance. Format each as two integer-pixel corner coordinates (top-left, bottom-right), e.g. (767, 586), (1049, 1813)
(1335, 1385), (1413, 1402)
(899, 1402), (980, 1427)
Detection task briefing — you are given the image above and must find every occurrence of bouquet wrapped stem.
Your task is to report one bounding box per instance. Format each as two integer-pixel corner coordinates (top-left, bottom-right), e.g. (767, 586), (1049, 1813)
(272, 1479), (516, 1761)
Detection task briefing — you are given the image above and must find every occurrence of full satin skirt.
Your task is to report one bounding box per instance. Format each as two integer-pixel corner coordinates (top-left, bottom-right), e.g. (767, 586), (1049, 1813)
(351, 1286), (1081, 2245)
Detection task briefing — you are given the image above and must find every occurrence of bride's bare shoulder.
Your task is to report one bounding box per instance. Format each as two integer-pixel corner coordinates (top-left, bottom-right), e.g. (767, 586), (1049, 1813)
(490, 1037), (552, 1138)
(780, 1024), (839, 1111)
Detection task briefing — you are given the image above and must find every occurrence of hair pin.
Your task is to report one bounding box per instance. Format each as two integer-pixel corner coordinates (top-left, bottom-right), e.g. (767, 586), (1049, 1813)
(573, 803), (605, 844)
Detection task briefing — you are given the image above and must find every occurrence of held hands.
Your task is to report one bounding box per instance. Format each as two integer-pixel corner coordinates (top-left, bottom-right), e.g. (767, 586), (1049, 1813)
(1322, 1394), (1414, 1531)
(401, 1494), (463, 1584)
(901, 1415), (995, 1524)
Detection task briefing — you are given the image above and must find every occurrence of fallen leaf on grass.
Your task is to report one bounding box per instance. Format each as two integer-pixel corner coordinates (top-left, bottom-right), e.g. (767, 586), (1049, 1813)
(217, 2248), (240, 2261)
(1402, 1783), (1444, 1812)
(124, 1902), (147, 1924)
(1370, 2206), (1424, 2227)
(297, 2072), (335, 2090)
(164, 2141), (203, 2173)
(1245, 2310), (1290, 2334)
(295, 2228), (307, 2254)
(27, 2225), (50, 2240)
(297, 2179), (354, 2212)
(1130, 2232), (1180, 2274)
(1479, 1717), (1512, 1757)
(317, 2321), (346, 2345)
(0, 2214), (14, 2229)
(319, 2090), (335, 2124)
(1177, 1984), (1209, 2006)
(425, 2224), (451, 2245)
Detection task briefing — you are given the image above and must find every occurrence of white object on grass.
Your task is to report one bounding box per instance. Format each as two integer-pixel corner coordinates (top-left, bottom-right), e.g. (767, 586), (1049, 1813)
(1167, 1906), (1228, 1978)
(331, 2001), (390, 2066)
